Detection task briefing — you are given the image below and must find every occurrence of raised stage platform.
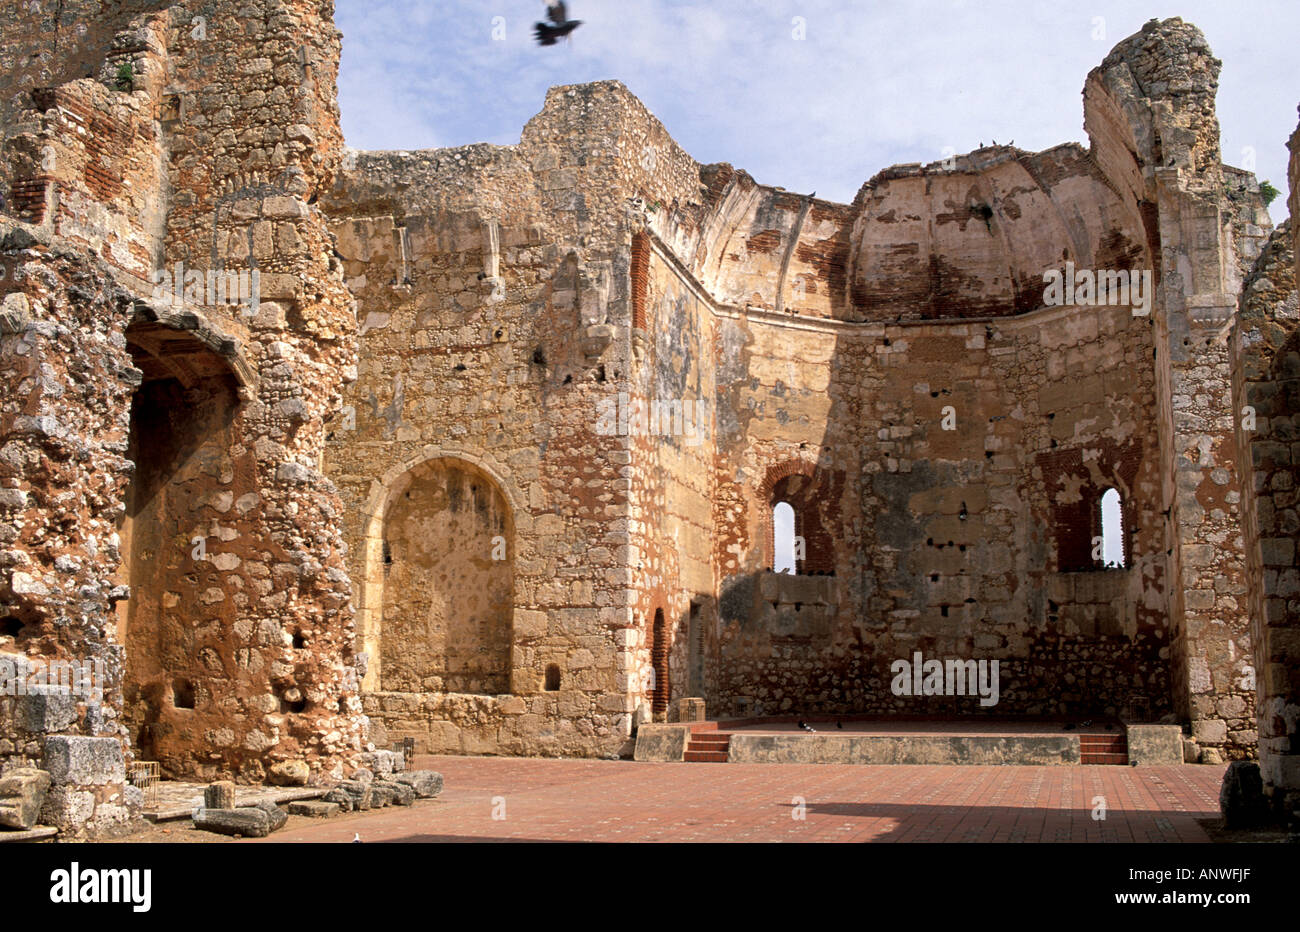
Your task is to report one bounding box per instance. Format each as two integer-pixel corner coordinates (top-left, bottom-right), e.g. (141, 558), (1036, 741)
(633, 718), (1185, 766)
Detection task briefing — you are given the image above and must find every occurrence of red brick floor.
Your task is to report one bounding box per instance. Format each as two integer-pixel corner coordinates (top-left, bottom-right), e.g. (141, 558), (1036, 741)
(253, 756), (1225, 843)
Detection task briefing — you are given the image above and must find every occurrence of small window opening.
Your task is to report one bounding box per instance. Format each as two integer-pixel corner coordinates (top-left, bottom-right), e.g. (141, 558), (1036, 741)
(544, 664), (561, 691)
(173, 679), (195, 709)
(773, 501), (797, 574)
(1101, 488), (1126, 568)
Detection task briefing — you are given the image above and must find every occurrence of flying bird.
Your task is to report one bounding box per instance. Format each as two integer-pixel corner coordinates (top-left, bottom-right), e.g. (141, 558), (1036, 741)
(535, 2), (583, 46)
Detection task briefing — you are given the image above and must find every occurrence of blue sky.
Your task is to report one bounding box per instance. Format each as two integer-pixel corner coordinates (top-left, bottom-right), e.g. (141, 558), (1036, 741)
(335, 1), (1300, 219)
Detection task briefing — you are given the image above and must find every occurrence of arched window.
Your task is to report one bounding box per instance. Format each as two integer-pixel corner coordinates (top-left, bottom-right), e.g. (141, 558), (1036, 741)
(773, 501), (798, 574)
(1100, 488), (1125, 568)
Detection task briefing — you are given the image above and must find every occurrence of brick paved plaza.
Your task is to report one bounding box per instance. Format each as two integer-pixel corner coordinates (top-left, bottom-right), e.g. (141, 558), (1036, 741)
(255, 757), (1224, 843)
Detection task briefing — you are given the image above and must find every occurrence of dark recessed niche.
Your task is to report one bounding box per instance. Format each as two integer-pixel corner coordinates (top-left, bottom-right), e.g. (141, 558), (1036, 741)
(292, 630), (307, 649)
(0, 616), (22, 639)
(173, 679), (195, 709)
(544, 664), (561, 691)
(280, 696), (308, 714)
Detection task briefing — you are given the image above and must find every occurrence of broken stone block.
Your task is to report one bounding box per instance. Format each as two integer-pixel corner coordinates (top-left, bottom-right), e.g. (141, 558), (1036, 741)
(369, 783), (394, 807)
(248, 799), (287, 832)
(377, 780), (414, 806)
(267, 760), (310, 786)
(194, 807), (272, 838)
(19, 690), (79, 733)
(288, 800), (339, 818)
(366, 750), (401, 776)
(205, 781), (236, 810)
(1220, 760), (1270, 829)
(394, 770), (443, 799)
(335, 780), (372, 810)
(40, 786), (94, 829)
(42, 736), (124, 786)
(0, 767), (52, 830)
(323, 788), (355, 812)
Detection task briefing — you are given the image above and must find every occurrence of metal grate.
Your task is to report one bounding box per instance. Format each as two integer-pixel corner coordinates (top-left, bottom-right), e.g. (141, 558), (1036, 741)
(128, 761), (160, 808)
(391, 737), (415, 769)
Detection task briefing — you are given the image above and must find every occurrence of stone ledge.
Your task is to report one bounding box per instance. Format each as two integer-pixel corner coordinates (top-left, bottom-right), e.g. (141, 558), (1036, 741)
(632, 724), (692, 761)
(727, 733), (1081, 765)
(1125, 724), (1184, 765)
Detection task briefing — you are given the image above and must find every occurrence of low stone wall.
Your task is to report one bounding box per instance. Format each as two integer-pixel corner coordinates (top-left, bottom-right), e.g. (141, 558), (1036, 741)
(727, 733), (1080, 765)
(362, 690), (629, 759)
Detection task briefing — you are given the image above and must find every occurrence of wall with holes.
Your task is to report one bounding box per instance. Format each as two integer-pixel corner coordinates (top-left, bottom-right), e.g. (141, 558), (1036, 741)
(702, 299), (1169, 720)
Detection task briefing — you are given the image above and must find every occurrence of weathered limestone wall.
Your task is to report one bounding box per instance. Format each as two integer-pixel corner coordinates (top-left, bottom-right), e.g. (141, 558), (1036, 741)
(0, 0), (363, 831)
(120, 0), (362, 783)
(699, 297), (1166, 719)
(1083, 18), (1260, 759)
(1232, 219), (1299, 813)
(322, 20), (1268, 758)
(323, 83), (679, 757)
(0, 223), (143, 836)
(2, 5), (1282, 801)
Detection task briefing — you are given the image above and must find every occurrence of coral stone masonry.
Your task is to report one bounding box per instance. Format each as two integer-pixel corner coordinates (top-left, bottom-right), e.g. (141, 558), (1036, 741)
(0, 6), (1298, 838)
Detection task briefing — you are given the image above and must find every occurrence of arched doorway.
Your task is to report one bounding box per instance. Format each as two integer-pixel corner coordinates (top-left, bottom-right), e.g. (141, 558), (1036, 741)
(116, 315), (249, 772)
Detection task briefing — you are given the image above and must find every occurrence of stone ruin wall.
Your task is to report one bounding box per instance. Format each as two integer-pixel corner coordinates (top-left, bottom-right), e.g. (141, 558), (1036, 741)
(1080, 20), (1262, 758)
(321, 20), (1268, 762)
(1224, 112), (1300, 814)
(633, 150), (1172, 722)
(0, 0), (363, 836)
(3, 4), (1299, 832)
(1232, 217), (1299, 812)
(321, 84), (682, 758)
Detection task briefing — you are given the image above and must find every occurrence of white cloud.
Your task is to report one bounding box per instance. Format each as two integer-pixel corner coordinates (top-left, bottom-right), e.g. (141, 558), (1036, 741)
(336, 0), (1299, 219)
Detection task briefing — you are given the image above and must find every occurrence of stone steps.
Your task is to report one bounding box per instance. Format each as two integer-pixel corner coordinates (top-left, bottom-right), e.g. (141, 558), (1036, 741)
(684, 730), (732, 763)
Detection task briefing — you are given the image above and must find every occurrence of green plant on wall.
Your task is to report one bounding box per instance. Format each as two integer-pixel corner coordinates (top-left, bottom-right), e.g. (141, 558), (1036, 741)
(1259, 180), (1280, 206)
(115, 61), (134, 92)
